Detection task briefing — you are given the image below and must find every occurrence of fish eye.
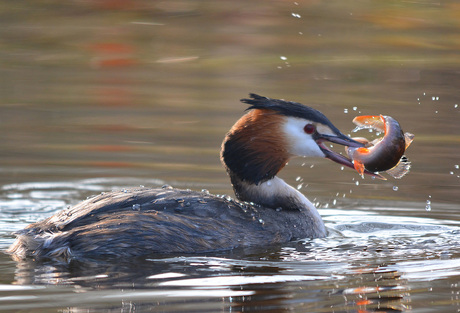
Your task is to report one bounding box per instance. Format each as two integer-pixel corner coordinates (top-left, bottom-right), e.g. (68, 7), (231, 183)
(303, 123), (316, 134)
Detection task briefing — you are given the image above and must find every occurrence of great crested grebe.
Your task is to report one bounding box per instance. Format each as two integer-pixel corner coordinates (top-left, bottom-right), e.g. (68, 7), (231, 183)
(8, 94), (368, 261)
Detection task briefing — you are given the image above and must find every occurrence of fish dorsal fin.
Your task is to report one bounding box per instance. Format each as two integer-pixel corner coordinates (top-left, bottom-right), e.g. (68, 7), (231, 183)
(352, 115), (385, 132)
(386, 155), (411, 179)
(404, 132), (415, 149)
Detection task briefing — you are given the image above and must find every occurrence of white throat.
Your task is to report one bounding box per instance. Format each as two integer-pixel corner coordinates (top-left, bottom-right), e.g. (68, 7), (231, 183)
(230, 175), (326, 234)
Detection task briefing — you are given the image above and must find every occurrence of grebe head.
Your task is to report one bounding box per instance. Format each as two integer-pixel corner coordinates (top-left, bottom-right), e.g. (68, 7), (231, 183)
(221, 93), (363, 187)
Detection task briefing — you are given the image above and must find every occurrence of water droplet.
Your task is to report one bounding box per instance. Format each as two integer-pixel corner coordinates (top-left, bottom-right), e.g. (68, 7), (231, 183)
(310, 164), (315, 168)
(201, 189), (210, 194)
(455, 165), (459, 169)
(393, 186), (399, 191)
(296, 176), (302, 182)
(139, 185), (144, 188)
(340, 166), (345, 171)
(450, 171), (454, 175)
(332, 199), (337, 205)
(425, 200), (432, 211)
(352, 106), (357, 111)
(432, 96), (435, 100)
(355, 181), (359, 186)
(291, 13), (301, 18)
(455, 104), (458, 108)
(259, 218), (265, 224)
(132, 204), (141, 211)
(344, 108), (348, 113)
(276, 207), (282, 212)
(297, 183), (303, 190)
(280, 56), (287, 60)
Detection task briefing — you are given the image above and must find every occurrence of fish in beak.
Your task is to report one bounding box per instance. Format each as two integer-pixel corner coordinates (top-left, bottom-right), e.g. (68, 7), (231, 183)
(316, 132), (385, 179)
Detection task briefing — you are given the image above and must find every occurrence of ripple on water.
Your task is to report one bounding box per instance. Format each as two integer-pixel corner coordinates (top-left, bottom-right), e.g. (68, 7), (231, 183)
(0, 181), (459, 313)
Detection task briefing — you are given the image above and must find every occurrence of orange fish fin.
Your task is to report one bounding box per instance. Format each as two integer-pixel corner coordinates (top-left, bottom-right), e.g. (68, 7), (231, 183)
(386, 155), (411, 179)
(353, 160), (366, 177)
(356, 147), (370, 154)
(404, 132), (414, 149)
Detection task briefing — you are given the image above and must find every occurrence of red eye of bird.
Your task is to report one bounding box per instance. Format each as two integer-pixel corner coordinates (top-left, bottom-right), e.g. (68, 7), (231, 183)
(304, 124), (316, 134)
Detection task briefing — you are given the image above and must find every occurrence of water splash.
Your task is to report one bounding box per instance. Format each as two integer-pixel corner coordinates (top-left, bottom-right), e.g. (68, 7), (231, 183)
(425, 200), (432, 211)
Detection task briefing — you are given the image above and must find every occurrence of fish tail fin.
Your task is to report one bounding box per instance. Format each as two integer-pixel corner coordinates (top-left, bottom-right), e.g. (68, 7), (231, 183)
(386, 155), (411, 179)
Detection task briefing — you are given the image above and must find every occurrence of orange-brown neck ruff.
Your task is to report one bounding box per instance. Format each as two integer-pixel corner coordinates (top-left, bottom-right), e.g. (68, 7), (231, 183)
(221, 109), (289, 185)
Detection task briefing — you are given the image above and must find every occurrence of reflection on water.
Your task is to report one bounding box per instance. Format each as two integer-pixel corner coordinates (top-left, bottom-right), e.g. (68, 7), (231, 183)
(5, 252), (412, 312)
(1, 0), (460, 312)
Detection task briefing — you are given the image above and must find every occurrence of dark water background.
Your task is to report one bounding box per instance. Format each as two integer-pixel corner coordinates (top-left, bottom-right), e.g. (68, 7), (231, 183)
(0, 1), (459, 312)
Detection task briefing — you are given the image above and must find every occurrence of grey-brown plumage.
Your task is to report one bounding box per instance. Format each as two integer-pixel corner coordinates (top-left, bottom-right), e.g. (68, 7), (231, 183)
(8, 187), (320, 260)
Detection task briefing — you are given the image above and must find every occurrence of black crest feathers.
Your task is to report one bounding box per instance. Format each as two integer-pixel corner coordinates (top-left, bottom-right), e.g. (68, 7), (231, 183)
(240, 93), (336, 129)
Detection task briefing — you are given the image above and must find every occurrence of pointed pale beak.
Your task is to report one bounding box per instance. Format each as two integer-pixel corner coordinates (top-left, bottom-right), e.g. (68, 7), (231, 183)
(316, 133), (381, 178)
